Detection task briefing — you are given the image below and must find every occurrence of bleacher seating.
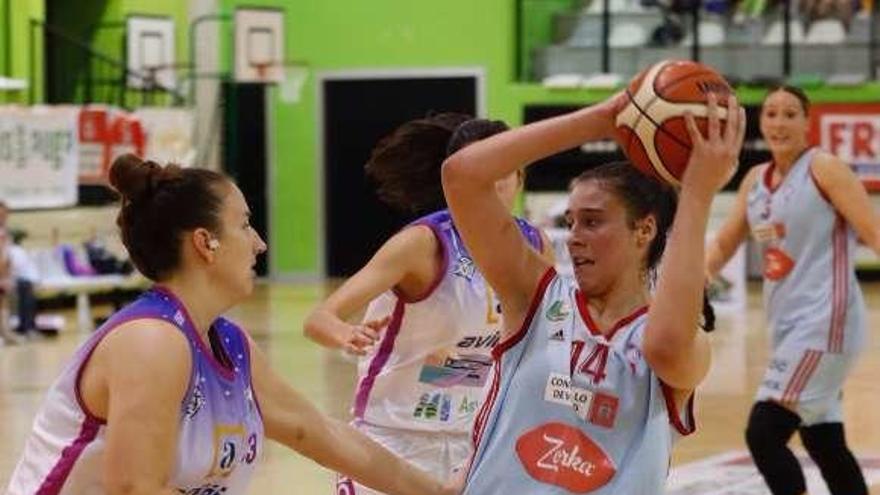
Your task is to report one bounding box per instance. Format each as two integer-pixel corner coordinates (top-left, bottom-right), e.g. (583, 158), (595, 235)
(804, 19), (847, 44)
(761, 20), (806, 45)
(8, 206), (146, 332)
(535, 3), (873, 84)
(681, 19), (727, 46)
(585, 0), (645, 14)
(609, 22), (649, 47)
(847, 12), (870, 43)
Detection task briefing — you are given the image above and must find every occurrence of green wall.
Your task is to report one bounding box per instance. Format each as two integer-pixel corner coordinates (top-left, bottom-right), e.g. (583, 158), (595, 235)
(71, 0), (189, 106)
(45, 0), (110, 103)
(98, 0), (190, 72)
(519, 0), (580, 80)
(220, 0), (563, 277)
(0, 0), (188, 105)
(0, 0), (8, 78)
(0, 0), (44, 104)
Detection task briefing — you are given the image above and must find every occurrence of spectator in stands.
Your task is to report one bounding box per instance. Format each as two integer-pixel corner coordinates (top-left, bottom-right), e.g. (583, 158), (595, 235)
(0, 200), (45, 337)
(0, 227), (22, 345)
(801, 0), (853, 26)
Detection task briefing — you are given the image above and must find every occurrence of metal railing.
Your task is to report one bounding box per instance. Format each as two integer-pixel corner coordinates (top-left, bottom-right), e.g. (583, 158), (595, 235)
(520, 0), (880, 83)
(31, 19), (185, 108)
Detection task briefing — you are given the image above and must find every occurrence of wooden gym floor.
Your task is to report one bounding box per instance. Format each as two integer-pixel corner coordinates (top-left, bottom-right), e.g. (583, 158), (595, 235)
(1, 281), (878, 494)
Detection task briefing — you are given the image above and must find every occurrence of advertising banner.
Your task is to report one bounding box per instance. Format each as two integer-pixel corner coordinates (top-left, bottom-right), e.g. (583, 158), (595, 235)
(0, 106), (79, 208)
(809, 102), (880, 191)
(78, 106), (111, 184)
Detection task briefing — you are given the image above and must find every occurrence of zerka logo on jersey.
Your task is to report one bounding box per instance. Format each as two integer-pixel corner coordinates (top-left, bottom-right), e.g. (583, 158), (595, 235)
(546, 300), (571, 322)
(763, 246), (795, 281)
(515, 422), (616, 493)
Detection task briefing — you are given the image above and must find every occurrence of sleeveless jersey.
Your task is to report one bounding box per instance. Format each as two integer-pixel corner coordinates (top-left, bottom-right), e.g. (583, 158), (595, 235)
(6, 287), (264, 495)
(465, 269), (694, 494)
(745, 148), (867, 354)
(353, 210), (543, 433)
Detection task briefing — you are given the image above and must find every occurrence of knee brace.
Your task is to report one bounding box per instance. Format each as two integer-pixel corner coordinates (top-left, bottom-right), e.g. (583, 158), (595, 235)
(799, 423), (868, 495)
(745, 401), (805, 495)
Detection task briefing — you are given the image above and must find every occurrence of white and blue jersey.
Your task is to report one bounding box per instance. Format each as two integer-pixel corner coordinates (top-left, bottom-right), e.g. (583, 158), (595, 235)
(746, 148), (867, 423)
(465, 269), (694, 494)
(6, 287), (264, 495)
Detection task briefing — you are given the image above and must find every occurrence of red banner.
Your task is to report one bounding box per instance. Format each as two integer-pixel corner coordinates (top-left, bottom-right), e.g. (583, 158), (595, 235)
(809, 102), (880, 192)
(77, 107), (146, 185)
(108, 112), (146, 164)
(78, 106), (110, 184)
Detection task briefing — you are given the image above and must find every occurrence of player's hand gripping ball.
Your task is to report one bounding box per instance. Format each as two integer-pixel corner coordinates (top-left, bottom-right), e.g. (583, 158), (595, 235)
(615, 59), (733, 186)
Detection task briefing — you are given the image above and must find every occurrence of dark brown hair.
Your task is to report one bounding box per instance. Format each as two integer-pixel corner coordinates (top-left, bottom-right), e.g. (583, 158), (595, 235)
(365, 113), (510, 214)
(109, 154), (229, 281)
(765, 84), (810, 115)
(573, 162), (715, 331)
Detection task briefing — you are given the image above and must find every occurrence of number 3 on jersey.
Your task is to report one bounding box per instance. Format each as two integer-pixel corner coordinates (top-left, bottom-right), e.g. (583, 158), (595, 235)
(484, 284), (501, 325)
(209, 424), (258, 478)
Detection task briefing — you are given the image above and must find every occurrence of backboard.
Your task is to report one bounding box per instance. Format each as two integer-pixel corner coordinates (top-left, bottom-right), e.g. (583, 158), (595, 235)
(126, 15), (176, 90)
(234, 8), (285, 83)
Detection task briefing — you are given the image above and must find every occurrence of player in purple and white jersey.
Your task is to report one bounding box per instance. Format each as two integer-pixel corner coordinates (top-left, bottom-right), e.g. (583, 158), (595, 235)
(5, 154), (454, 495)
(305, 113), (552, 495)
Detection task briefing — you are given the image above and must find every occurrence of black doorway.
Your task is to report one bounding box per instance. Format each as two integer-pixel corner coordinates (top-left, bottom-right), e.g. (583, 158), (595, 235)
(223, 82), (269, 276)
(322, 74), (479, 278)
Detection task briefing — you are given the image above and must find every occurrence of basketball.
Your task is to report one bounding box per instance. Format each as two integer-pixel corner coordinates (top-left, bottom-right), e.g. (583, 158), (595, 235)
(615, 59), (733, 186)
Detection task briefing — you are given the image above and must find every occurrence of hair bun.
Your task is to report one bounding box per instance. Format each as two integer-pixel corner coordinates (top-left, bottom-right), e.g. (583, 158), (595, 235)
(108, 154), (163, 202)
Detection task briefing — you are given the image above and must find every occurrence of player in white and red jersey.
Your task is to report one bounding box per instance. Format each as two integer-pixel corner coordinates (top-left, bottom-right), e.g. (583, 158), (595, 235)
(707, 86), (873, 495)
(443, 93), (743, 492)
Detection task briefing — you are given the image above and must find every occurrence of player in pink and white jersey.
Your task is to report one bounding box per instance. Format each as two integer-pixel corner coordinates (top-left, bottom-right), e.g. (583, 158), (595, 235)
(305, 113), (551, 495)
(5, 154), (454, 495)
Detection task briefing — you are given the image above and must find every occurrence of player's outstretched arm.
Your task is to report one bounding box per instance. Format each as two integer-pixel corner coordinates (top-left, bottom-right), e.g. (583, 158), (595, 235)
(645, 94), (745, 392)
(442, 96), (621, 333)
(304, 225), (438, 355)
(249, 335), (455, 495)
(705, 165), (760, 279)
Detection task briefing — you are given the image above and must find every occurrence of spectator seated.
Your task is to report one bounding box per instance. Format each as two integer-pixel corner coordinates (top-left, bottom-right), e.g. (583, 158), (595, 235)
(7, 206), (147, 332)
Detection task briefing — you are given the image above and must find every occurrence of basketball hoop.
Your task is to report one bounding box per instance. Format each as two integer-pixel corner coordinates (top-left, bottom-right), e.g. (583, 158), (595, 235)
(279, 62), (309, 103)
(253, 62), (271, 82)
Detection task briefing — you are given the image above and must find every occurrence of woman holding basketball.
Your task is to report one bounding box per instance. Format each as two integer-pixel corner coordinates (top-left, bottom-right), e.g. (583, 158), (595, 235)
(707, 86), (871, 495)
(304, 113), (551, 495)
(442, 78), (745, 493)
(5, 155), (454, 495)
